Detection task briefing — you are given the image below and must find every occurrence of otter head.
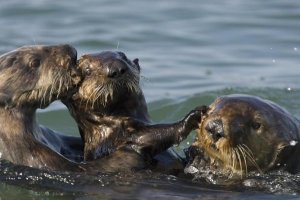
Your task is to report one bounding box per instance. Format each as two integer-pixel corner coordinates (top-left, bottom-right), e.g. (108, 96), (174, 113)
(197, 94), (295, 176)
(0, 44), (80, 109)
(73, 51), (142, 110)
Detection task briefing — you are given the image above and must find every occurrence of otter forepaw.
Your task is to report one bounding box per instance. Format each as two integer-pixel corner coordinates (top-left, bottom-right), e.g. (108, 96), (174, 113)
(184, 105), (208, 129)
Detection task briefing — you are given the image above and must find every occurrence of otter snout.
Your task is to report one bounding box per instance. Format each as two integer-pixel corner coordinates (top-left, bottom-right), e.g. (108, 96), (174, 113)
(106, 60), (128, 78)
(205, 119), (225, 142)
(58, 44), (78, 68)
(60, 44), (82, 85)
(64, 44), (77, 64)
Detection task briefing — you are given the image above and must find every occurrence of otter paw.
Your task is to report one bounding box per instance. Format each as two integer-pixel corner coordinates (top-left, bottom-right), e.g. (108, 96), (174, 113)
(185, 105), (208, 128)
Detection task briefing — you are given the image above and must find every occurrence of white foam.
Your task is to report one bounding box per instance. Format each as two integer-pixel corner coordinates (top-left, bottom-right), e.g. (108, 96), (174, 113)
(289, 140), (298, 146)
(184, 165), (199, 174)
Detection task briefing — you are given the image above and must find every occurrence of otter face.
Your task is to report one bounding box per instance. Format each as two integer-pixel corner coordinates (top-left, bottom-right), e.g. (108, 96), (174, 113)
(198, 94), (289, 175)
(76, 51), (141, 108)
(0, 44), (80, 108)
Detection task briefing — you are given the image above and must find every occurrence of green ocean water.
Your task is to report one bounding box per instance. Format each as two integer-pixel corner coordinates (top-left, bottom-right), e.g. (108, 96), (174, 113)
(1, 0), (300, 199)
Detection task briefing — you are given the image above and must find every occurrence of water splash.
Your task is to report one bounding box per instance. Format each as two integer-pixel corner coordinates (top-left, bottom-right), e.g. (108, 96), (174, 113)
(289, 140), (298, 146)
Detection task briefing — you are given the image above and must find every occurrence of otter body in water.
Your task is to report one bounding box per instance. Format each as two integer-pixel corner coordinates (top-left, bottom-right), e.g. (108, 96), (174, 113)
(0, 44), (85, 170)
(64, 51), (207, 172)
(64, 51), (150, 160)
(186, 94), (300, 176)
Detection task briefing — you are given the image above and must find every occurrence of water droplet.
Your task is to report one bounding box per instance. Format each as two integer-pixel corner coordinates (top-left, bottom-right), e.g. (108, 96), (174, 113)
(243, 179), (257, 187)
(290, 140), (298, 146)
(184, 165), (199, 174)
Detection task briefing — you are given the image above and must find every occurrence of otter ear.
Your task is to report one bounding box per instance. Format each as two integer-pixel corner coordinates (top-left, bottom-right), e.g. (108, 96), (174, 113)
(133, 58), (140, 71)
(0, 92), (12, 108)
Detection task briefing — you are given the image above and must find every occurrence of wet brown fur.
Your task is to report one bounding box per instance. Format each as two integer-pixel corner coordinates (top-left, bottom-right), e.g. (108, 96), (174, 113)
(0, 45), (198, 174)
(0, 44), (83, 170)
(193, 94), (300, 176)
(64, 51), (149, 160)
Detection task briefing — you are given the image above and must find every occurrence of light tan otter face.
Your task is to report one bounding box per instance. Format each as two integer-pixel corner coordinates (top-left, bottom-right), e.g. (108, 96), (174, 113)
(0, 44), (80, 109)
(197, 95), (288, 176)
(75, 51), (141, 108)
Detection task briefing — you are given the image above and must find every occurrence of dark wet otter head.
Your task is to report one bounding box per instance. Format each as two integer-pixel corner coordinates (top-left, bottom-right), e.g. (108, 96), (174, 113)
(0, 44), (80, 109)
(74, 51), (141, 108)
(196, 94), (297, 176)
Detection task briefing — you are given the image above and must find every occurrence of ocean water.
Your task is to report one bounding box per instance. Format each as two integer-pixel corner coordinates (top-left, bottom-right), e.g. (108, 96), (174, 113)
(1, 0), (300, 199)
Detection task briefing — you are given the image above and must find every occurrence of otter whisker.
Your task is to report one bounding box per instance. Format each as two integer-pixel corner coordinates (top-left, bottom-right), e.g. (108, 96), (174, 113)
(123, 71), (140, 93)
(126, 82), (133, 93)
(56, 73), (63, 99)
(52, 70), (64, 101)
(99, 87), (109, 105)
(227, 148), (234, 178)
(237, 145), (248, 175)
(80, 80), (104, 108)
(43, 69), (71, 107)
(241, 145), (263, 173)
(78, 86), (90, 108)
(108, 82), (114, 102)
(47, 85), (53, 105)
(241, 146), (258, 171)
(48, 82), (55, 103)
(41, 86), (49, 107)
(228, 149), (234, 178)
(85, 83), (102, 109)
(39, 88), (45, 107)
(90, 86), (103, 109)
(49, 72), (60, 102)
(231, 148), (236, 175)
(234, 148), (243, 178)
(99, 84), (110, 107)
(242, 144), (255, 159)
(93, 83), (112, 108)
(126, 80), (140, 94)
(45, 85), (54, 104)
(89, 85), (101, 108)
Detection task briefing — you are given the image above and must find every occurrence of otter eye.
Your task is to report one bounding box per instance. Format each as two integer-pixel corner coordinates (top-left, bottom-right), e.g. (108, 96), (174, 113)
(29, 59), (41, 68)
(84, 66), (92, 76)
(252, 122), (261, 130)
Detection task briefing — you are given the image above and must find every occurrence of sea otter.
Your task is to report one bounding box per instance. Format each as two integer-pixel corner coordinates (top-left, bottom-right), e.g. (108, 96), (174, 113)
(63, 51), (207, 172)
(185, 94), (300, 177)
(0, 44), (85, 170)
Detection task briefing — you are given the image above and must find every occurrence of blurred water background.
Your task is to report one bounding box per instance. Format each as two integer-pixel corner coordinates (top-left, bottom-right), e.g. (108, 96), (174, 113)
(1, 0), (300, 199)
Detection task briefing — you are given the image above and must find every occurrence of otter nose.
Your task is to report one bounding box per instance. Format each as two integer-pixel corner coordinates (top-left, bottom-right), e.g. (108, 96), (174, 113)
(62, 44), (77, 60)
(60, 44), (77, 68)
(107, 61), (128, 78)
(205, 119), (225, 141)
